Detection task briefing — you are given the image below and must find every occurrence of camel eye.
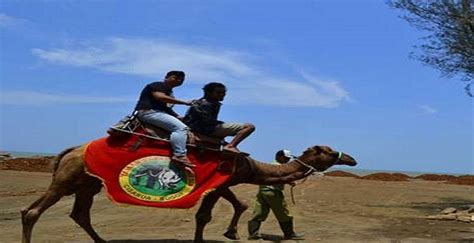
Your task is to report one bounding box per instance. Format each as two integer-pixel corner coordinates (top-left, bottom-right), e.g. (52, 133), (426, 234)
(330, 151), (339, 158)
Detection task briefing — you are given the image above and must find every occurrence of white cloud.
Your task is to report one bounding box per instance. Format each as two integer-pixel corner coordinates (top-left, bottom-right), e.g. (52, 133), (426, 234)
(228, 77), (350, 107)
(32, 38), (259, 82)
(0, 13), (28, 28)
(418, 104), (438, 115)
(31, 38), (351, 108)
(0, 91), (133, 105)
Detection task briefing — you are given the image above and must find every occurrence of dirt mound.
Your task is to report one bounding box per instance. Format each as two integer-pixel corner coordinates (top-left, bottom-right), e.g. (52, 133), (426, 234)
(324, 170), (360, 178)
(392, 173), (412, 179)
(446, 175), (474, 186)
(360, 172), (410, 181)
(0, 156), (55, 173)
(415, 174), (456, 181)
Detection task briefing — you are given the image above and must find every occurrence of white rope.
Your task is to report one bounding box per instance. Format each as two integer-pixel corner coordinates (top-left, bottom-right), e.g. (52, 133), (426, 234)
(294, 159), (318, 176)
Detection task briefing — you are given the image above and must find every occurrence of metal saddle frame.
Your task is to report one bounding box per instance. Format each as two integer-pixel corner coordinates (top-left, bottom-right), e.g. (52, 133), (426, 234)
(108, 112), (225, 153)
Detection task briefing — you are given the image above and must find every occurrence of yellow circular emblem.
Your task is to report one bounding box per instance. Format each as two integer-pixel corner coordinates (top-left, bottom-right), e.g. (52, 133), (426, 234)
(119, 156), (195, 202)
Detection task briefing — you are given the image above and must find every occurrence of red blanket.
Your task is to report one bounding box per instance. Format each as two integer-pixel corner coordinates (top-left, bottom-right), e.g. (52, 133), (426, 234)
(84, 135), (234, 208)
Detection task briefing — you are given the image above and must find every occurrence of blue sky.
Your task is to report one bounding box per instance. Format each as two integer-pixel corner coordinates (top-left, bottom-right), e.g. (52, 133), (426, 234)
(0, 0), (472, 174)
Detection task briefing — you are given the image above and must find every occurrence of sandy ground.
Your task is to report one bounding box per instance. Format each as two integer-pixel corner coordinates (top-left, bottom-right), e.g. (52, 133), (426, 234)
(1, 170), (473, 243)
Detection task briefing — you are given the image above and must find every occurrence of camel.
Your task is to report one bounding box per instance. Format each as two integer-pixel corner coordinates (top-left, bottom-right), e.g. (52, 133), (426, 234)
(21, 144), (357, 242)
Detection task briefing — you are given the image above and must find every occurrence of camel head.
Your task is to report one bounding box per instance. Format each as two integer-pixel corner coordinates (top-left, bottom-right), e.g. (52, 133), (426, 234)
(297, 145), (357, 172)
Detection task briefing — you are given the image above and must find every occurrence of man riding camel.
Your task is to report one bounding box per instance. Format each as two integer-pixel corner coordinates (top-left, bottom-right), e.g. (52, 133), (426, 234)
(134, 70), (194, 167)
(183, 82), (255, 153)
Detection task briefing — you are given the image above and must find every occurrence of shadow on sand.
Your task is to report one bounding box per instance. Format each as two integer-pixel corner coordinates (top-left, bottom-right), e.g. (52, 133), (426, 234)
(108, 240), (223, 243)
(260, 233), (304, 242)
(107, 234), (303, 243)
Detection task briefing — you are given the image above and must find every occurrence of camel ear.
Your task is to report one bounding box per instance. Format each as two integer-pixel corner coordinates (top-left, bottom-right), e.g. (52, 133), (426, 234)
(302, 147), (313, 155)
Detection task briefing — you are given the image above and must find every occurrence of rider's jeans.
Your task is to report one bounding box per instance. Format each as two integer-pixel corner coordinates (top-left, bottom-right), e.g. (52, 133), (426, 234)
(138, 110), (188, 157)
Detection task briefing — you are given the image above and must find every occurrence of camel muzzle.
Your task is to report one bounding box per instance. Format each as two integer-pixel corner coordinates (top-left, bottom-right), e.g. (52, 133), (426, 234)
(336, 153), (357, 166)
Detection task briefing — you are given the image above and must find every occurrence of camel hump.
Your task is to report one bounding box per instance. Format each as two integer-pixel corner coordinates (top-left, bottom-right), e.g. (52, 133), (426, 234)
(107, 114), (224, 150)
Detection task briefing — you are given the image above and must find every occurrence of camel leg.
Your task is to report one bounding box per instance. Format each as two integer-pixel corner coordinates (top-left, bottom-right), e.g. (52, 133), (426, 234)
(20, 194), (46, 214)
(70, 185), (104, 243)
(194, 189), (222, 243)
(21, 188), (64, 243)
(221, 188), (248, 240)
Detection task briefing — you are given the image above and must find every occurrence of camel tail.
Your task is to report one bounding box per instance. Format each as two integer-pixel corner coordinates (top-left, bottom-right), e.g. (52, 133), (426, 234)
(51, 146), (80, 173)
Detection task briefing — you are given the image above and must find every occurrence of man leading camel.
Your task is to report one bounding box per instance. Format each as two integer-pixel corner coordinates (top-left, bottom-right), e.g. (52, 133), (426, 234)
(183, 82), (255, 153)
(135, 70), (194, 167)
(247, 149), (305, 240)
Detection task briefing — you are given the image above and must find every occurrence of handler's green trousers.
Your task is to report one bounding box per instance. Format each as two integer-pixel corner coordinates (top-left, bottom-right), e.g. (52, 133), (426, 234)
(249, 189), (292, 223)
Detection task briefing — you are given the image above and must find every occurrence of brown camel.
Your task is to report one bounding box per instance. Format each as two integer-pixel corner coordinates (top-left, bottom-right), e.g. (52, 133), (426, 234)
(21, 144), (357, 242)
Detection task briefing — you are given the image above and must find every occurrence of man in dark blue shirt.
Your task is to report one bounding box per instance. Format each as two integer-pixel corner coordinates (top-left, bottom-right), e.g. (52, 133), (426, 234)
(183, 82), (255, 153)
(135, 71), (194, 167)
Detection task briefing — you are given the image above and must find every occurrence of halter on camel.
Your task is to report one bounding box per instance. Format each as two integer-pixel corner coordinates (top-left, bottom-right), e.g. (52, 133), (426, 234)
(289, 151), (343, 204)
(293, 151), (343, 176)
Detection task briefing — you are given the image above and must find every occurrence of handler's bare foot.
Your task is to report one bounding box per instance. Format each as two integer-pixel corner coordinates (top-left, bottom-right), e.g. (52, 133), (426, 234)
(171, 155), (195, 167)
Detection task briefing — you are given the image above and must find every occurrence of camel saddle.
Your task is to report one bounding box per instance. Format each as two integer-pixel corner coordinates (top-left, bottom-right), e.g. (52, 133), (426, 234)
(84, 133), (236, 208)
(107, 113), (224, 152)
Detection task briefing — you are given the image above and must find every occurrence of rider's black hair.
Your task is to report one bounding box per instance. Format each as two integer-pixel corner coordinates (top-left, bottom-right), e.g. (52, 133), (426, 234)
(203, 82), (226, 95)
(165, 71), (185, 78)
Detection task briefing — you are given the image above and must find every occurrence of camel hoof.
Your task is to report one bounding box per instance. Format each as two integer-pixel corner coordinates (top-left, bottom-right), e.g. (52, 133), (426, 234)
(223, 229), (240, 240)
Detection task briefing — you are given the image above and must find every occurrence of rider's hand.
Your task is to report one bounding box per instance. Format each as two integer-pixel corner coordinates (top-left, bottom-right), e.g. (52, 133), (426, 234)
(188, 100), (198, 106)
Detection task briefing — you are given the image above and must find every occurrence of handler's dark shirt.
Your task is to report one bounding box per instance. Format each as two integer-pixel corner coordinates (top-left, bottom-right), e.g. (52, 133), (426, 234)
(134, 81), (174, 115)
(183, 97), (223, 135)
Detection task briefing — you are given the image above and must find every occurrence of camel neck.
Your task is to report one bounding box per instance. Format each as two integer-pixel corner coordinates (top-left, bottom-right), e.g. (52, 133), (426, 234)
(249, 159), (308, 185)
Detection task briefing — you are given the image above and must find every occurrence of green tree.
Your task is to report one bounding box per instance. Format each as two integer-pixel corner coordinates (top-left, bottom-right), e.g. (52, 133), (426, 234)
(388, 0), (473, 96)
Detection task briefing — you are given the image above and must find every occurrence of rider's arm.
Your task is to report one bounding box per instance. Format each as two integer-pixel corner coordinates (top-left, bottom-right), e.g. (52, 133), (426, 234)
(152, 91), (191, 106)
